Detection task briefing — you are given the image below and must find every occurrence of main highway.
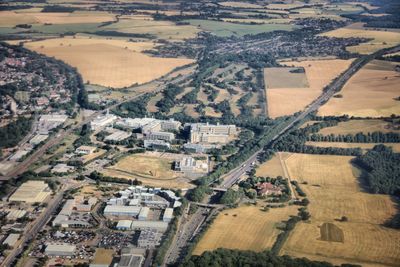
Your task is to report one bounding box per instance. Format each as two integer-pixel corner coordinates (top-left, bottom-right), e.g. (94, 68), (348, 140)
(218, 44), (400, 189)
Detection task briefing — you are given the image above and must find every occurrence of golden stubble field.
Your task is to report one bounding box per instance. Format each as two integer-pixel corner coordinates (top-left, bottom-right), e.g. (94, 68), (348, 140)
(321, 23), (400, 54)
(318, 60), (400, 117)
(0, 10), (115, 27)
(318, 119), (400, 135)
(266, 59), (353, 118)
(24, 36), (193, 88)
(193, 204), (299, 255)
(305, 141), (400, 153)
(280, 153), (400, 266)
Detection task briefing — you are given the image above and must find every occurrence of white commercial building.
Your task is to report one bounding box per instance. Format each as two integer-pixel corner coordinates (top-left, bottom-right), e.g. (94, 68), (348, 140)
(103, 206), (141, 217)
(45, 244), (76, 257)
(146, 131), (175, 142)
(189, 123), (237, 144)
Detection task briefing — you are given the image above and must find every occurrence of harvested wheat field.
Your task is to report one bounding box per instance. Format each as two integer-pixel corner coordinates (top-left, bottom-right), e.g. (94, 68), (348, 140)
(318, 60), (400, 117)
(0, 10), (115, 27)
(279, 153), (400, 266)
(193, 204), (299, 255)
(255, 152), (291, 178)
(266, 59), (353, 118)
(305, 141), (400, 153)
(24, 37), (193, 88)
(318, 119), (400, 135)
(321, 23), (400, 54)
(102, 16), (200, 40)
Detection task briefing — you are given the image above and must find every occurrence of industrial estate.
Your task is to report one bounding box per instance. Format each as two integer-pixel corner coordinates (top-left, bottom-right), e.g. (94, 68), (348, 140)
(0, 0), (399, 267)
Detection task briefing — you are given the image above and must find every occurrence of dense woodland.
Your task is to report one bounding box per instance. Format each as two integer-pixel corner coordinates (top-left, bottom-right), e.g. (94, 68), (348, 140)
(0, 117), (32, 149)
(182, 248), (360, 267)
(354, 145), (400, 196)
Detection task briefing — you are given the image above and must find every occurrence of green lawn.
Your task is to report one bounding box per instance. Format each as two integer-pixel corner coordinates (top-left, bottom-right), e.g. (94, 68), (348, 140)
(185, 19), (296, 37)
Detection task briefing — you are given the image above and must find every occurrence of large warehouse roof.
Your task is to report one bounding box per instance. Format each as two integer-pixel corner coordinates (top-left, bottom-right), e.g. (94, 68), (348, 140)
(9, 180), (51, 203)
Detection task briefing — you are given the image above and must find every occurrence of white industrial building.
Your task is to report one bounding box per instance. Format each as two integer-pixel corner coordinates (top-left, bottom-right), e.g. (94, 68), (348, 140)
(138, 207), (149, 221)
(116, 220), (133, 230)
(38, 114), (68, 134)
(6, 209), (27, 220)
(9, 180), (51, 203)
(51, 163), (75, 174)
(104, 130), (132, 142)
(91, 111), (118, 130)
(75, 145), (96, 155)
(130, 220), (169, 232)
(118, 248), (144, 267)
(163, 208), (174, 222)
(52, 197), (96, 228)
(45, 244), (76, 257)
(29, 134), (48, 146)
(103, 206), (141, 217)
(3, 234), (20, 248)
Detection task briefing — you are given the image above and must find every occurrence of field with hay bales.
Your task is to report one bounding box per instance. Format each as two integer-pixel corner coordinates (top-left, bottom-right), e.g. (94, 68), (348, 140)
(24, 36), (193, 88)
(279, 153), (400, 266)
(193, 204), (299, 255)
(318, 60), (400, 117)
(266, 59), (353, 118)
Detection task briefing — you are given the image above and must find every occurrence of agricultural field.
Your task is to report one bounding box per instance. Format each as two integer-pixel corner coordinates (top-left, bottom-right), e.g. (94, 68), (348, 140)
(184, 19), (296, 37)
(317, 119), (400, 135)
(193, 204), (299, 255)
(305, 141), (400, 153)
(219, 1), (264, 9)
(0, 10), (115, 27)
(264, 67), (309, 89)
(321, 23), (400, 54)
(280, 153), (400, 266)
(24, 36), (193, 88)
(102, 16), (200, 40)
(318, 60), (400, 117)
(266, 59), (353, 118)
(255, 152), (291, 178)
